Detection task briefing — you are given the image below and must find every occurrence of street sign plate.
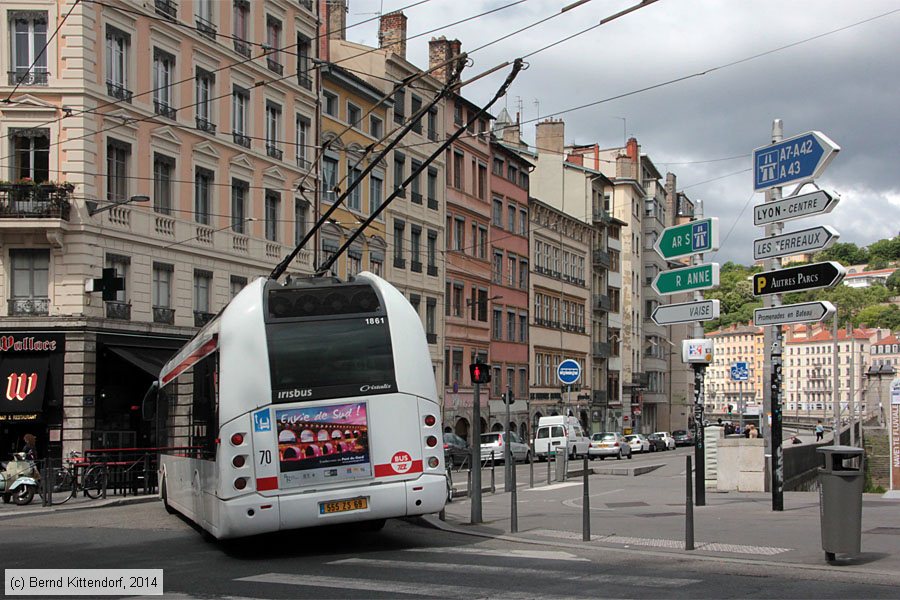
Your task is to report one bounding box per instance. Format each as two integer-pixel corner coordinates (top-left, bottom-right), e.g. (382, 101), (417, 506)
(654, 218), (719, 260)
(557, 359), (581, 385)
(753, 131), (840, 191)
(752, 261), (846, 296)
(753, 225), (839, 261)
(730, 362), (749, 382)
(753, 301), (836, 327)
(650, 299), (720, 326)
(652, 263), (720, 296)
(753, 189), (840, 226)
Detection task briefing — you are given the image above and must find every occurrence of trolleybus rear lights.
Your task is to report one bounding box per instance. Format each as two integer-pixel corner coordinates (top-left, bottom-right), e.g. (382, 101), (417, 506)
(230, 433), (245, 446)
(424, 415), (436, 427)
(232, 455), (246, 468)
(234, 477), (248, 490)
(427, 456), (440, 468)
(426, 435), (438, 448)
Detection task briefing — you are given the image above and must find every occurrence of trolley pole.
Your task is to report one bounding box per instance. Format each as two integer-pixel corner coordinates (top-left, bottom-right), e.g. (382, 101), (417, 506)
(471, 382), (483, 524)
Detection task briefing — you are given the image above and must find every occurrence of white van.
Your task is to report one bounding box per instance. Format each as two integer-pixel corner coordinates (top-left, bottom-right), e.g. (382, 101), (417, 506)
(533, 416), (590, 459)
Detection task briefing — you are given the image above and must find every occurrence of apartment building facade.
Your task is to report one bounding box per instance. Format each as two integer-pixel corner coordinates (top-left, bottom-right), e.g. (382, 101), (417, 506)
(705, 323), (765, 416)
(328, 10), (447, 411)
(0, 0), (320, 458)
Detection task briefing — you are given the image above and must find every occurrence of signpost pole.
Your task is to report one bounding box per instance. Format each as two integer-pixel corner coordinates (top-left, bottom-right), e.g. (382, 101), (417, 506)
(505, 386), (512, 492)
(833, 309), (840, 438)
(471, 382), (482, 524)
(762, 119), (785, 512)
(693, 363), (706, 507)
(739, 378), (744, 433)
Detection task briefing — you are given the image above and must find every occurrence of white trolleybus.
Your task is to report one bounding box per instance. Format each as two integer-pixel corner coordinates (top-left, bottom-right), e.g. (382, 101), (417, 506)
(144, 272), (446, 539)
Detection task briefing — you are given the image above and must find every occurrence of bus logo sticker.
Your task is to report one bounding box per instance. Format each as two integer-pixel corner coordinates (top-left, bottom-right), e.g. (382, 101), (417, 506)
(390, 451), (413, 474)
(253, 409), (272, 432)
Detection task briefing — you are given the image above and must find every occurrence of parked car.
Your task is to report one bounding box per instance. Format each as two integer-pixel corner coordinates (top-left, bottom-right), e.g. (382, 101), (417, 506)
(533, 416), (591, 459)
(672, 429), (694, 447)
(653, 431), (676, 450)
(588, 432), (632, 460)
(443, 432), (470, 467)
(646, 433), (668, 452)
(624, 433), (650, 454)
(480, 431), (531, 464)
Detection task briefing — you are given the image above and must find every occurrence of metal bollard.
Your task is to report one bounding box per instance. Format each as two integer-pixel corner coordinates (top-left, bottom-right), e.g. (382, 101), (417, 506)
(490, 451), (496, 494)
(510, 452), (518, 533)
(547, 450), (553, 486)
(529, 449), (534, 489)
(583, 454), (591, 541)
(685, 455), (694, 551)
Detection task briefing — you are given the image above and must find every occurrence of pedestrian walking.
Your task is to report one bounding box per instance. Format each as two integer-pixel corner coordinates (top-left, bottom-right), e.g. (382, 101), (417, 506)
(815, 420), (824, 442)
(748, 425), (759, 439)
(21, 434), (37, 460)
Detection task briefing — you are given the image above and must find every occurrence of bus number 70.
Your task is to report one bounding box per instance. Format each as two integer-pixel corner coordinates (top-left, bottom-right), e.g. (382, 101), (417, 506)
(259, 450), (272, 465)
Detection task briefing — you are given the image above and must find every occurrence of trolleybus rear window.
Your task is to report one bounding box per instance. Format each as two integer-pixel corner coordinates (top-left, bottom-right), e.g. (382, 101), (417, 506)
(267, 317), (396, 402)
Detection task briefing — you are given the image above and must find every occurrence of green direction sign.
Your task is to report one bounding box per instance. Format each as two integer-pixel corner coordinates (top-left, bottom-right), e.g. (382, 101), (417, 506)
(652, 263), (720, 296)
(654, 218), (719, 260)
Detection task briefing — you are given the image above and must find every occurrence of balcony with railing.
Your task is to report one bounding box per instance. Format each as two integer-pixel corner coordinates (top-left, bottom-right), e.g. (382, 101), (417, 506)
(152, 306), (175, 324)
(105, 301), (131, 320)
(233, 132), (251, 148)
(592, 209), (612, 225)
(411, 260), (422, 273)
(194, 311), (215, 328)
(426, 333), (437, 344)
(195, 116), (216, 134)
(106, 81), (133, 102)
(266, 145), (283, 160)
(592, 249), (611, 269)
(266, 58), (284, 75)
(428, 128), (438, 142)
(8, 70), (49, 86)
(0, 182), (73, 220)
(233, 39), (251, 58)
(297, 72), (313, 89)
(427, 264), (438, 276)
(154, 0), (177, 20)
(592, 294), (611, 312)
(195, 15), (216, 39)
(592, 342), (612, 358)
(8, 298), (50, 316)
(154, 100), (177, 120)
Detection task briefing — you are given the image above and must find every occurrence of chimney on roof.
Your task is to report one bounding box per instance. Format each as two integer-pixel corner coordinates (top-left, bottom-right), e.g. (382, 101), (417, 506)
(428, 36), (464, 84)
(326, 0), (347, 41)
(536, 118), (565, 156)
(379, 11), (408, 59)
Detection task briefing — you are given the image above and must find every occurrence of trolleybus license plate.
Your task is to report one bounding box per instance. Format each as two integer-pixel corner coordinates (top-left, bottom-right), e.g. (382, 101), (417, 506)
(320, 497), (368, 514)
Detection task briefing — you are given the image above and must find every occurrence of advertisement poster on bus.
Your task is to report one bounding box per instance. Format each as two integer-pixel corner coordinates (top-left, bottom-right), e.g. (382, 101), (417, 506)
(275, 401), (371, 488)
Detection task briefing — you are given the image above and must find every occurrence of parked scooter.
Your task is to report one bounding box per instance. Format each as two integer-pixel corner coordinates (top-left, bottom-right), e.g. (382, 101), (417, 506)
(0, 452), (41, 505)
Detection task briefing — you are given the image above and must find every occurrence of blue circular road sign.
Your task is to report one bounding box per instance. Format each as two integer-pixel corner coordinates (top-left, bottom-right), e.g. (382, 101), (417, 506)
(557, 359), (581, 385)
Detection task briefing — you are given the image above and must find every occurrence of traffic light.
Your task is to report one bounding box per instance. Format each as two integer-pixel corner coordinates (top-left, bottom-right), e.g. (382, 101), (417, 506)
(727, 404), (733, 415)
(502, 387), (515, 405)
(469, 362), (491, 384)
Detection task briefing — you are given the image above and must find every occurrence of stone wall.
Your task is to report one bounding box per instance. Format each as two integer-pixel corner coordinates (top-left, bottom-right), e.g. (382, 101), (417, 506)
(863, 427), (889, 489)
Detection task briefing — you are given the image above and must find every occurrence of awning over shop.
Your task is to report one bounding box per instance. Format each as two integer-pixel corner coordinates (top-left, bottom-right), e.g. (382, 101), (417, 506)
(105, 346), (176, 378)
(0, 355), (49, 414)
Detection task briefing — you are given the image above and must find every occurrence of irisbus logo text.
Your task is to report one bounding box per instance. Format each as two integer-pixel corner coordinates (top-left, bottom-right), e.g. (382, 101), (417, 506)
(360, 383), (392, 392)
(277, 388), (312, 400)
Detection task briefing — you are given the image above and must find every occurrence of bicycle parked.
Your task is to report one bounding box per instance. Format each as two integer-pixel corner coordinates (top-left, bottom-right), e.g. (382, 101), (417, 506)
(41, 451), (108, 504)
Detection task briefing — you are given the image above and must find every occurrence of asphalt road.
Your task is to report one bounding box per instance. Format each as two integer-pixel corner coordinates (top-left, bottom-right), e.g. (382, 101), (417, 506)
(2, 495), (898, 599)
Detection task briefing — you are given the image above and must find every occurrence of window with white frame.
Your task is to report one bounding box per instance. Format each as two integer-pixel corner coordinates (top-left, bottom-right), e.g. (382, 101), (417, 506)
(9, 11), (48, 85)
(104, 253), (129, 303)
(370, 115), (383, 139)
(295, 115), (310, 168)
(106, 139), (130, 204)
(9, 249), (50, 313)
(294, 198), (309, 245)
(193, 269), (212, 314)
(230, 275), (247, 298)
(265, 190), (280, 241)
(10, 128), (49, 182)
(152, 48), (176, 118)
(296, 33), (311, 88)
(153, 153), (174, 214)
(195, 68), (215, 132)
(194, 167), (213, 225)
(232, 0), (250, 56)
(105, 26), (130, 100)
(322, 154), (338, 196)
(265, 101), (282, 159)
(347, 102), (361, 128)
(231, 178), (248, 233)
(347, 159), (362, 211)
(369, 172), (383, 215)
(152, 263), (172, 309)
(232, 86), (250, 146)
(265, 16), (282, 72)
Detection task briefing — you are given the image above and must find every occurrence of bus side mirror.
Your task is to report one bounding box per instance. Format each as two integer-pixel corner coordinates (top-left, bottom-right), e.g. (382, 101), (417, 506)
(142, 381), (159, 421)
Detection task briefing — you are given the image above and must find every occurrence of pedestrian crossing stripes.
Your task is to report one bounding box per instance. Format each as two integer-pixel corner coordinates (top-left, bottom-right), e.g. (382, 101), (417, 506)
(528, 529), (792, 555)
(331, 557), (700, 588)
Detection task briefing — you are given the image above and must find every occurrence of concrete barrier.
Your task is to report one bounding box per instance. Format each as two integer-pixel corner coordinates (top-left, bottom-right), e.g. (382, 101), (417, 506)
(717, 437), (765, 492)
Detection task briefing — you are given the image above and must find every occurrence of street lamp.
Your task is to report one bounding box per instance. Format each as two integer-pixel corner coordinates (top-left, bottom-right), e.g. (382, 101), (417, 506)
(87, 194), (150, 216)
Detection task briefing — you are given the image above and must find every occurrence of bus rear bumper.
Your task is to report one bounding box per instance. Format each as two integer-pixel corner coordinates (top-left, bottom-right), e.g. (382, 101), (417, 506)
(215, 474), (446, 538)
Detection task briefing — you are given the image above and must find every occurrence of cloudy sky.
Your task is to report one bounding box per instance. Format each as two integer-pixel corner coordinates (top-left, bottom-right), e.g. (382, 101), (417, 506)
(343, 0), (900, 264)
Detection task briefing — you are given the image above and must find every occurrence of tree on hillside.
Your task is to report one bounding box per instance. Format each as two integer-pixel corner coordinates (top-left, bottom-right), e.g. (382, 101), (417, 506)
(853, 304), (900, 330)
(814, 242), (868, 266)
(866, 236), (900, 265)
(887, 270), (900, 294)
(784, 284), (891, 327)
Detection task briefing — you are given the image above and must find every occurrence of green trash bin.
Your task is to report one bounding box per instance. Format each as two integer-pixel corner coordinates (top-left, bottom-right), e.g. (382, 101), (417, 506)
(816, 445), (865, 562)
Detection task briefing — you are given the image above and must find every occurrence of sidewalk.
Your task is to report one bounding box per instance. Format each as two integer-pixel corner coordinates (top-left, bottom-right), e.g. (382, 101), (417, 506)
(435, 456), (900, 577)
(0, 491), (155, 520)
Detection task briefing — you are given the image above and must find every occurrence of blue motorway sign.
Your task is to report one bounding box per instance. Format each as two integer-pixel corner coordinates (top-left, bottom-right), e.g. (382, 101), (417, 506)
(730, 362), (749, 382)
(557, 359), (582, 385)
(753, 131), (839, 192)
